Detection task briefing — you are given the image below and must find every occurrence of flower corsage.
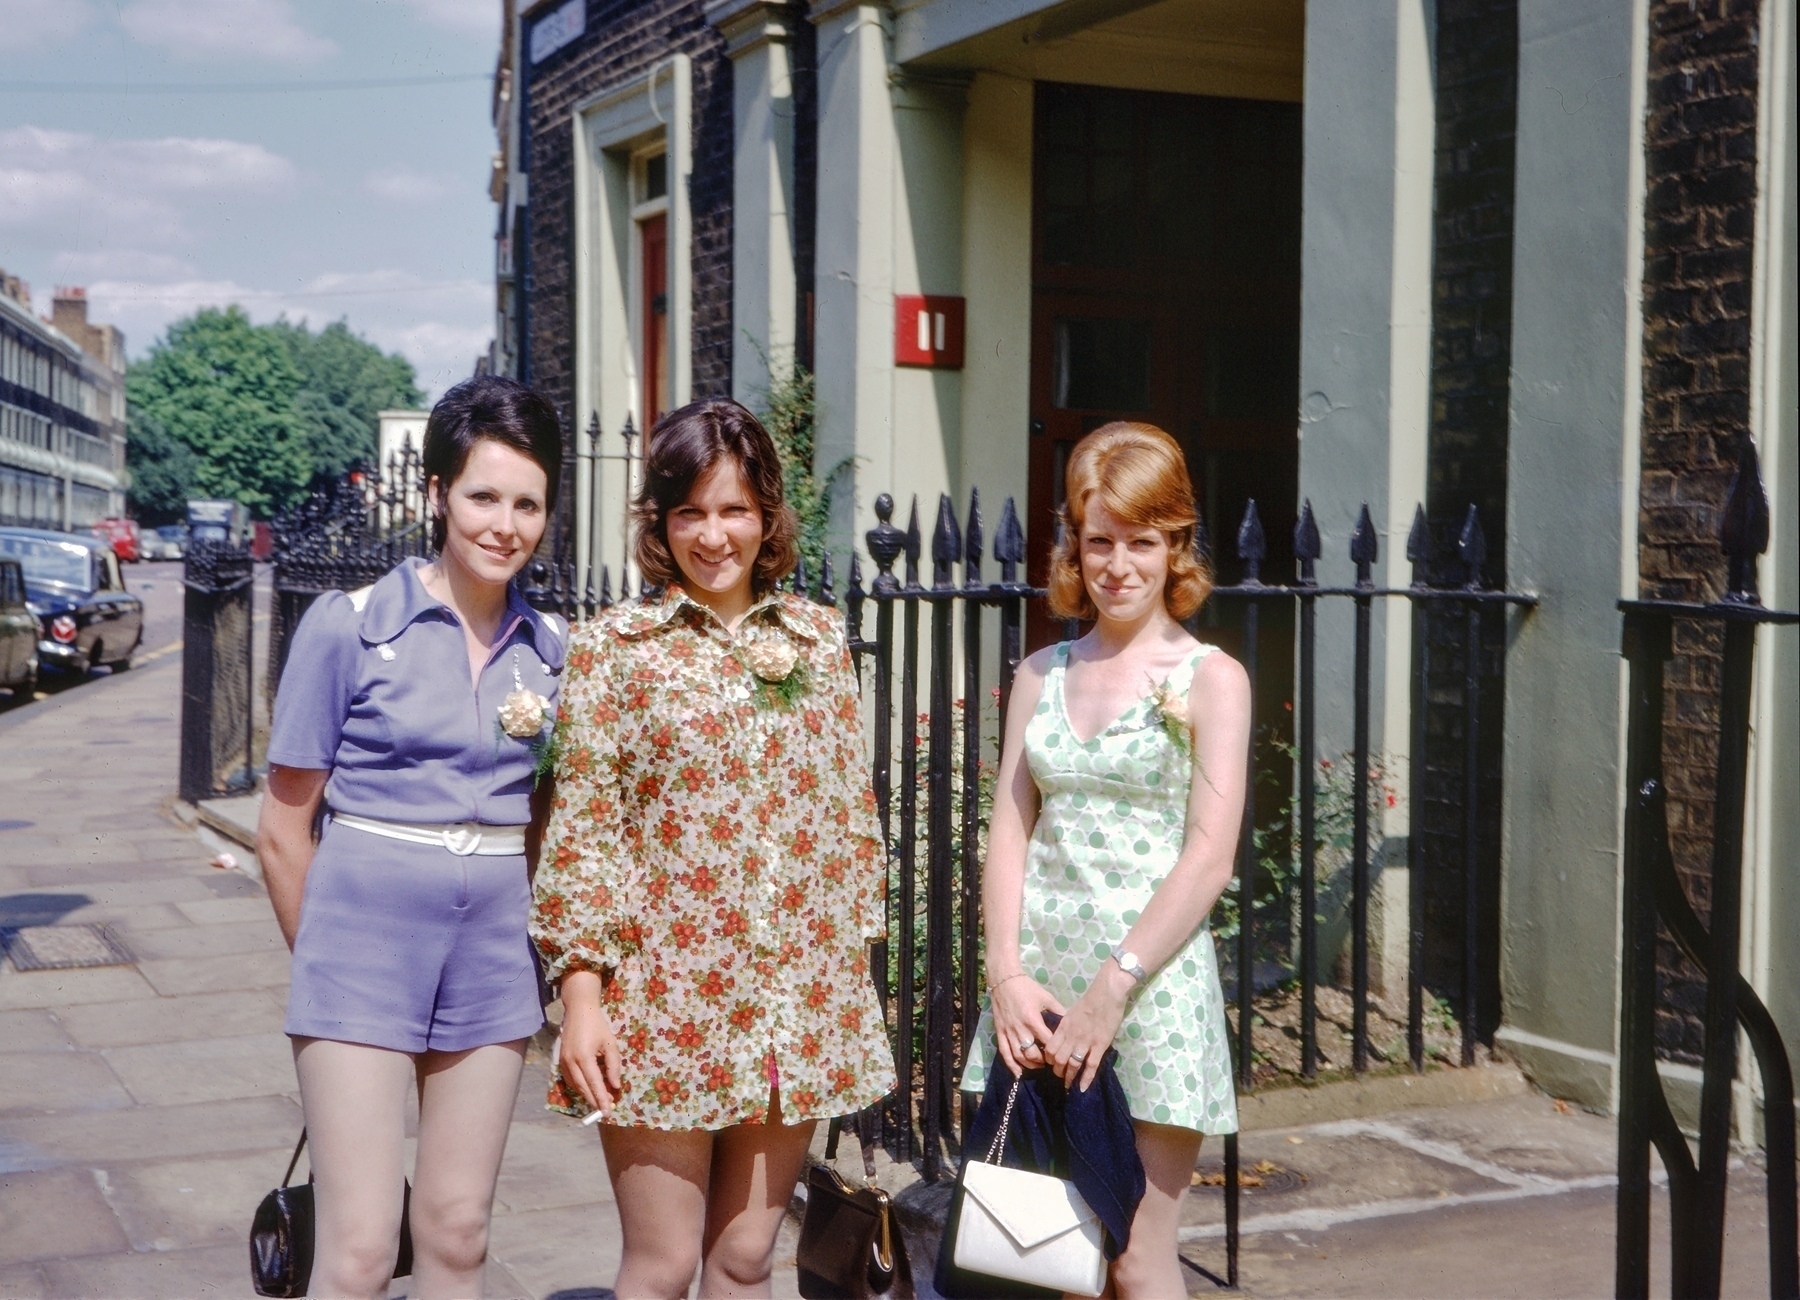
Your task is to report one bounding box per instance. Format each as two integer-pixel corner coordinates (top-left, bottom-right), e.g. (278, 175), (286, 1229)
(1149, 675), (1194, 762)
(740, 628), (807, 709)
(496, 649), (559, 779)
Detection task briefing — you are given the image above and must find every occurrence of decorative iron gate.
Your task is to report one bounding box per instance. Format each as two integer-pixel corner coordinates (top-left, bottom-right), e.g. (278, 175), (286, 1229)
(1614, 443), (1797, 1300)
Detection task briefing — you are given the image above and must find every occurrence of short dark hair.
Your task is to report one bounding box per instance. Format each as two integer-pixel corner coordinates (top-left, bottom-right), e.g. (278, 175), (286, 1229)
(422, 375), (563, 551)
(632, 398), (797, 594)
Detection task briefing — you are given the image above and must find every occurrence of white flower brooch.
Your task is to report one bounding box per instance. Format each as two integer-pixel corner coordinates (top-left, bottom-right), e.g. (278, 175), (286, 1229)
(1149, 677), (1194, 762)
(497, 648), (558, 781)
(739, 626), (806, 708)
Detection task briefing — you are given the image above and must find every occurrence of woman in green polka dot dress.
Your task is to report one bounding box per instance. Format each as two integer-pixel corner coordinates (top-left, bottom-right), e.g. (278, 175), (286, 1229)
(962, 422), (1251, 1296)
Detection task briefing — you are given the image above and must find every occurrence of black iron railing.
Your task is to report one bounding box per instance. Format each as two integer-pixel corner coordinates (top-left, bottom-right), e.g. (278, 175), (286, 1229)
(266, 443), (431, 697)
(526, 484), (1532, 1288)
(1614, 441), (1797, 1300)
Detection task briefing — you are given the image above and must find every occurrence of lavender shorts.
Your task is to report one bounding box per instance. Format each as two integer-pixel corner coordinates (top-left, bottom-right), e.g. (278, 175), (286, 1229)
(285, 820), (545, 1053)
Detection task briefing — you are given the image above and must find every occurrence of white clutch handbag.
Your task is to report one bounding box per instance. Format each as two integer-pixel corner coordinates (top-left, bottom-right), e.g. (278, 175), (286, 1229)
(950, 1078), (1108, 1297)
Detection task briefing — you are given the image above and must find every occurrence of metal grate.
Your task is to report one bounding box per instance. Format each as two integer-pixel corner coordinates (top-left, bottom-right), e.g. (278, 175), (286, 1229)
(1, 924), (135, 971)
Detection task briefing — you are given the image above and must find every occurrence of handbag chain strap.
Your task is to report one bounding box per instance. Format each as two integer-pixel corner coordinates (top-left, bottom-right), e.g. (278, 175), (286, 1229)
(982, 1078), (1023, 1166)
(281, 1130), (308, 1189)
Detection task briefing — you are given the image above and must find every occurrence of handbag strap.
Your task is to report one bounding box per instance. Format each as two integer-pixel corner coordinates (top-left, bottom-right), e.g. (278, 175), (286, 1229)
(822, 1111), (881, 1180)
(983, 1077), (1023, 1165)
(281, 1130), (307, 1188)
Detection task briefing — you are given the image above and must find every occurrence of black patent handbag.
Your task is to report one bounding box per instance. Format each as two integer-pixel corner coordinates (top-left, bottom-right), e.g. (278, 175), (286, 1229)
(250, 1131), (414, 1297)
(796, 1116), (912, 1299)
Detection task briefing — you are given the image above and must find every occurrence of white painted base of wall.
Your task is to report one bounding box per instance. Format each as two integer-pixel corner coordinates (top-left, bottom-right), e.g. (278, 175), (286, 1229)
(1494, 1024), (1616, 1113)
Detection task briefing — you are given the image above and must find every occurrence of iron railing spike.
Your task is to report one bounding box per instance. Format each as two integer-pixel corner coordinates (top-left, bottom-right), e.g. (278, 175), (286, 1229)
(818, 550), (836, 606)
(1458, 505), (1487, 587)
(1294, 499), (1321, 561)
(1237, 500), (1266, 583)
(1194, 512), (1212, 563)
(1721, 438), (1770, 603)
(995, 497), (1025, 576)
(932, 493), (961, 588)
(1406, 503), (1431, 567)
(586, 410), (601, 439)
(600, 565), (613, 608)
(904, 497), (922, 585)
(964, 487), (984, 582)
(793, 551), (809, 597)
(1349, 503), (1379, 568)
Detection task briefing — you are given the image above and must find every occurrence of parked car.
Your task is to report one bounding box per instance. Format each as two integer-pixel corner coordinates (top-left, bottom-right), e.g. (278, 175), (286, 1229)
(91, 517), (142, 563)
(141, 524), (189, 561)
(0, 528), (144, 676)
(0, 557), (38, 702)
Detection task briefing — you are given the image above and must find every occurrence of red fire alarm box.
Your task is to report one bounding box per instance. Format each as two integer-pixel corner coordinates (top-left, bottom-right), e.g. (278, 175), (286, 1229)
(894, 295), (965, 369)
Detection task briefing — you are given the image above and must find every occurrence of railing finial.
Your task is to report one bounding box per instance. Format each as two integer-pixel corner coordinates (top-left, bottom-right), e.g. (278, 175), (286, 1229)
(1458, 505), (1487, 590)
(1294, 499), (1320, 585)
(995, 497), (1024, 583)
(818, 550), (836, 607)
(1350, 503), (1378, 584)
(866, 493), (905, 595)
(1237, 499), (1266, 584)
(932, 493), (961, 590)
(964, 488), (984, 587)
(903, 497), (922, 588)
(1405, 503), (1431, 578)
(1721, 437), (1770, 604)
(1194, 510), (1212, 565)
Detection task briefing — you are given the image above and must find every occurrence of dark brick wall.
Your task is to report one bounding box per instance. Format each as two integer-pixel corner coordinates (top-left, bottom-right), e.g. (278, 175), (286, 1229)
(1418, 0), (1518, 1039)
(521, 0), (736, 495)
(1637, 0), (1761, 1063)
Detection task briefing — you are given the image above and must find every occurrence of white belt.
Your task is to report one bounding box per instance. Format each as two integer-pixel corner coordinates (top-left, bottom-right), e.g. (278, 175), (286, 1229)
(329, 813), (527, 857)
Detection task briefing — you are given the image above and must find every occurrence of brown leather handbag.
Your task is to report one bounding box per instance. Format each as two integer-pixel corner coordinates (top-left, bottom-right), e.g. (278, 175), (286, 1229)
(796, 1121), (911, 1299)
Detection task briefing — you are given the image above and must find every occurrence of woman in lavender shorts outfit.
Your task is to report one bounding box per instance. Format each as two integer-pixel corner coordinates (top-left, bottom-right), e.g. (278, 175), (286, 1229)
(259, 375), (563, 1299)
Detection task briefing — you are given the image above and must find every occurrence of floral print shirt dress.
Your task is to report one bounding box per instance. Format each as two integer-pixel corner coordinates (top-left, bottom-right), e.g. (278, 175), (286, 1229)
(530, 585), (896, 1129)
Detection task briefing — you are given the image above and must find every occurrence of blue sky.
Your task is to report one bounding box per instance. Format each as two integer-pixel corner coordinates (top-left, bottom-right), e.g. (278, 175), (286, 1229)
(0, 0), (500, 398)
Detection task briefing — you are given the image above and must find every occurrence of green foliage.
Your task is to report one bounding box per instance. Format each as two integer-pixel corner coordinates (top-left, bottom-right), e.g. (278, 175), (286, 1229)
(757, 360), (844, 578)
(271, 319), (423, 481)
(125, 307), (421, 518)
(123, 407), (200, 526)
(1213, 740), (1398, 956)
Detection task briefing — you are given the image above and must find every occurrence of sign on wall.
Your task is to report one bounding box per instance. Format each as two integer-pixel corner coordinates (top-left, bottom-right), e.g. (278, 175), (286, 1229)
(530, 0), (585, 64)
(894, 295), (965, 370)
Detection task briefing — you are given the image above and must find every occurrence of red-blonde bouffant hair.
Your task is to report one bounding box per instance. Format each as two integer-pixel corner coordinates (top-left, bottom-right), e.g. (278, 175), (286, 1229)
(1047, 422), (1212, 622)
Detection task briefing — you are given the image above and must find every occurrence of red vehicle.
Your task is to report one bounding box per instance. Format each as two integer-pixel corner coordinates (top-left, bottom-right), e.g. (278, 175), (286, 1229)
(90, 518), (141, 563)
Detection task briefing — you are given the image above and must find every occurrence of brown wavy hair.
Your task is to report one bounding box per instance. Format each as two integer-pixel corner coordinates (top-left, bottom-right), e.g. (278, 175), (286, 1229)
(632, 398), (798, 594)
(1047, 422), (1212, 622)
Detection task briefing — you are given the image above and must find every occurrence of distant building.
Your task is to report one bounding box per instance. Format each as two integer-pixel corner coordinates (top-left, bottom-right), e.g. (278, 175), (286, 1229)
(0, 277), (128, 531)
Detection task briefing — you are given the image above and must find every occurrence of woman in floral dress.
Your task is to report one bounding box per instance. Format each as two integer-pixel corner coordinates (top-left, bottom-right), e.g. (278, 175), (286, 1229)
(961, 422), (1251, 1297)
(530, 398), (894, 1298)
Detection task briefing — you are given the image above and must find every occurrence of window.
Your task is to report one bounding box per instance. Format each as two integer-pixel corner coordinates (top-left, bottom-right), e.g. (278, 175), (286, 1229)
(633, 148), (671, 429)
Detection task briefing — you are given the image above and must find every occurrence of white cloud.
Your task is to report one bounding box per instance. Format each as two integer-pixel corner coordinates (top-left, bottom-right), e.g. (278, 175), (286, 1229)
(363, 168), (452, 204)
(395, 0), (499, 37)
(81, 270), (491, 399)
(0, 128), (295, 244)
(118, 0), (337, 63)
(0, 0), (96, 50)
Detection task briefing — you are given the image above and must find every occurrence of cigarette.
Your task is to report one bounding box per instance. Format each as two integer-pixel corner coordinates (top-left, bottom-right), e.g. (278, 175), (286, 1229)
(582, 1109), (604, 1125)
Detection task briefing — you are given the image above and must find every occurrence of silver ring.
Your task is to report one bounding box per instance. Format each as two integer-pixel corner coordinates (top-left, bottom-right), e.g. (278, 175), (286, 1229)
(1019, 1039), (1038, 1051)
(1071, 1051), (1088, 1063)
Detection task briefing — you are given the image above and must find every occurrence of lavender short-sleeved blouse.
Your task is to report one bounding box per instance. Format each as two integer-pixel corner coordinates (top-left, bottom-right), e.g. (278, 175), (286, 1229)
(268, 556), (565, 825)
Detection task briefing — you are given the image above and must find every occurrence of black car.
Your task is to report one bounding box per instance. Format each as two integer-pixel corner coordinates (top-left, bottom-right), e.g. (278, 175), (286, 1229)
(0, 528), (144, 676)
(0, 557), (38, 701)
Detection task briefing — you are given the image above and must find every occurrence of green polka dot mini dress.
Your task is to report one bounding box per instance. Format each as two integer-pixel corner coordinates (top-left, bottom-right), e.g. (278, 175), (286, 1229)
(961, 642), (1238, 1135)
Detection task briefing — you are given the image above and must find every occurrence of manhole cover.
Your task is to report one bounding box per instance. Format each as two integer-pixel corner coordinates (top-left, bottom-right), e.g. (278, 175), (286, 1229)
(1192, 1159), (1307, 1195)
(1, 925), (135, 971)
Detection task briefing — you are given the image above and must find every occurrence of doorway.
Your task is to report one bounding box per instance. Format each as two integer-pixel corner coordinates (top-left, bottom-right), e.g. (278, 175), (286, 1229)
(1026, 82), (1302, 647)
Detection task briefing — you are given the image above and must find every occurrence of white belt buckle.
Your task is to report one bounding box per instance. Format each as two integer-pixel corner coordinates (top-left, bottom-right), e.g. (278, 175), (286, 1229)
(442, 824), (481, 856)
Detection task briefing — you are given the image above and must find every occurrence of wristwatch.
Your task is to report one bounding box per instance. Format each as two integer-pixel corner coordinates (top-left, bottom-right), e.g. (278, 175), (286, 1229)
(1112, 951), (1149, 984)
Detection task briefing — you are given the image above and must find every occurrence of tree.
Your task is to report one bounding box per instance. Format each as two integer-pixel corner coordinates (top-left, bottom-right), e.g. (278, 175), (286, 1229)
(126, 307), (312, 516)
(271, 319), (423, 481)
(124, 407), (199, 525)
